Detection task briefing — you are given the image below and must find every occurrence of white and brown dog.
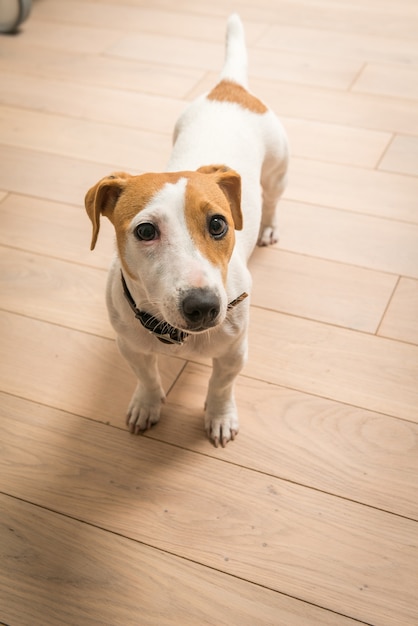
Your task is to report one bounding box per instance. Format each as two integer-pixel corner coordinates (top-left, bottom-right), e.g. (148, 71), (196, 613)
(85, 14), (288, 447)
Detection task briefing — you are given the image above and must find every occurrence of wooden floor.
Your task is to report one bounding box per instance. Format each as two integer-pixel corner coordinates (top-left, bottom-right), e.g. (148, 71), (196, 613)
(1, 0), (418, 624)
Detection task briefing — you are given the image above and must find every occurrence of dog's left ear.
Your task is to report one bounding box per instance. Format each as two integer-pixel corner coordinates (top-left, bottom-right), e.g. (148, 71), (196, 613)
(198, 164), (243, 230)
(84, 172), (131, 250)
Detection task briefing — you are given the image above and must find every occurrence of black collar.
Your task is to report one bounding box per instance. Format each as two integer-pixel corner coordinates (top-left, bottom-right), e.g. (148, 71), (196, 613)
(121, 271), (248, 346)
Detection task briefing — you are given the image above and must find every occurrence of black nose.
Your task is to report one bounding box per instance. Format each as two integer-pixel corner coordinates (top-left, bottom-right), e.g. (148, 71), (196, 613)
(181, 289), (220, 327)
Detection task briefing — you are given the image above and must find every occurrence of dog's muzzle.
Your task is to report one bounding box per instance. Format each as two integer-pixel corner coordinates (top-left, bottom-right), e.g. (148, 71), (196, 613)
(121, 271), (248, 345)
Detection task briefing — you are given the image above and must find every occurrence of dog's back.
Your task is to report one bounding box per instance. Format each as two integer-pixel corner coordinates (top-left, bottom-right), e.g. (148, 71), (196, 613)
(168, 14), (288, 255)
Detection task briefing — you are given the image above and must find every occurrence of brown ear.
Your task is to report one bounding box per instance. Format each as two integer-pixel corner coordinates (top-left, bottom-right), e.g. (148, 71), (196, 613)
(84, 172), (131, 250)
(197, 164), (243, 230)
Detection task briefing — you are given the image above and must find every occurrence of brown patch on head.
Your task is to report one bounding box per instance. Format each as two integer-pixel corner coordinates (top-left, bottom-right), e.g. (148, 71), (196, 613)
(185, 166), (242, 282)
(207, 80), (268, 114)
(84, 170), (186, 275)
(85, 166), (242, 281)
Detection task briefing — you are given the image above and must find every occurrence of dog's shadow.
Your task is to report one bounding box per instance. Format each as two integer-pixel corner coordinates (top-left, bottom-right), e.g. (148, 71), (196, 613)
(6, 342), (215, 619)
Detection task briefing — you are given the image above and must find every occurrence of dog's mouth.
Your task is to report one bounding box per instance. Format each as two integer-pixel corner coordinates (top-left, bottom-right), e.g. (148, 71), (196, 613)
(178, 320), (220, 334)
(138, 313), (218, 346)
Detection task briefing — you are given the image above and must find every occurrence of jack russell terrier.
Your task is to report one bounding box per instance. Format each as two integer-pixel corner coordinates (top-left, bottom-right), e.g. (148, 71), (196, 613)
(85, 14), (288, 447)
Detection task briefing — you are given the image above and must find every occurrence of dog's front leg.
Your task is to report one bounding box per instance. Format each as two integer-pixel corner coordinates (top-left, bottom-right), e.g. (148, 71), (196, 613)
(117, 338), (165, 434)
(205, 340), (247, 448)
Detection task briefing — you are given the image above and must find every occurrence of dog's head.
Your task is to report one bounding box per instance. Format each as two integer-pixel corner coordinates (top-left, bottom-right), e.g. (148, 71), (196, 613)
(85, 165), (242, 332)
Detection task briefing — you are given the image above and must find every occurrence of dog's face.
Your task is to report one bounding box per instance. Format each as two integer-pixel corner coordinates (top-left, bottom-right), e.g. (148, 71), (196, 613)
(85, 165), (242, 332)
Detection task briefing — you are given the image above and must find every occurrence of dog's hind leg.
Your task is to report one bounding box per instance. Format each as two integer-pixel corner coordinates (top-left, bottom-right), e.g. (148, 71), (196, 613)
(258, 116), (289, 246)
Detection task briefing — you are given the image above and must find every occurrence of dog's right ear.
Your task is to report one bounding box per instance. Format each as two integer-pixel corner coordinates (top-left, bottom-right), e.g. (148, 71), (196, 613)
(84, 172), (131, 250)
(197, 164), (242, 230)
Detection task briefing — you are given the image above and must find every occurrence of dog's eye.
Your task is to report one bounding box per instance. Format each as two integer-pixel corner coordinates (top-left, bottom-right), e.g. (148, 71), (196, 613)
(134, 222), (158, 241)
(208, 215), (228, 239)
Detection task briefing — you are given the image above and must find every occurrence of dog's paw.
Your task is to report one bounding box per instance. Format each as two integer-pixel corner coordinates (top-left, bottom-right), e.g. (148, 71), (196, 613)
(257, 225), (279, 247)
(205, 407), (239, 448)
(126, 385), (165, 434)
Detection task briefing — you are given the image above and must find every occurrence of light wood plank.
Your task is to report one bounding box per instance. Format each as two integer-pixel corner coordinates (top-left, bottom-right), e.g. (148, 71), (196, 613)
(2, 495), (356, 626)
(154, 362), (418, 520)
(353, 63), (418, 100)
(106, 31), (225, 72)
(378, 278), (418, 345)
(187, 73), (418, 135)
(0, 105), (171, 172)
(379, 134), (418, 176)
(286, 157), (418, 223)
(277, 199), (418, 278)
(32, 1), (266, 44)
(18, 16), (123, 54)
(242, 308), (418, 422)
(0, 311), (184, 425)
(249, 46), (362, 90)
(0, 38), (203, 98)
(103, 0), (418, 40)
(1, 395), (417, 626)
(0, 193), (114, 270)
(256, 78), (418, 136)
(257, 22), (418, 65)
(0, 69), (185, 135)
(0, 247), (113, 337)
(106, 32), (362, 90)
(249, 247), (397, 332)
(283, 116), (391, 168)
(247, 0), (418, 39)
(0, 145), (126, 206)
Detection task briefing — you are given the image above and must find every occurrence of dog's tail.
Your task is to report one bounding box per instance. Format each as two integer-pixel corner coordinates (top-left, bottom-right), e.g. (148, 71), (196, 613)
(219, 14), (248, 89)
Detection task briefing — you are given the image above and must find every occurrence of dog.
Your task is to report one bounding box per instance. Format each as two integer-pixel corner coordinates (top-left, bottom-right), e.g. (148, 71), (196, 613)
(84, 14), (288, 447)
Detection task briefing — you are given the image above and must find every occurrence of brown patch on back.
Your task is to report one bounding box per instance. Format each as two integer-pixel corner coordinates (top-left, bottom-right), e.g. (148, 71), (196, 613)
(207, 80), (268, 114)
